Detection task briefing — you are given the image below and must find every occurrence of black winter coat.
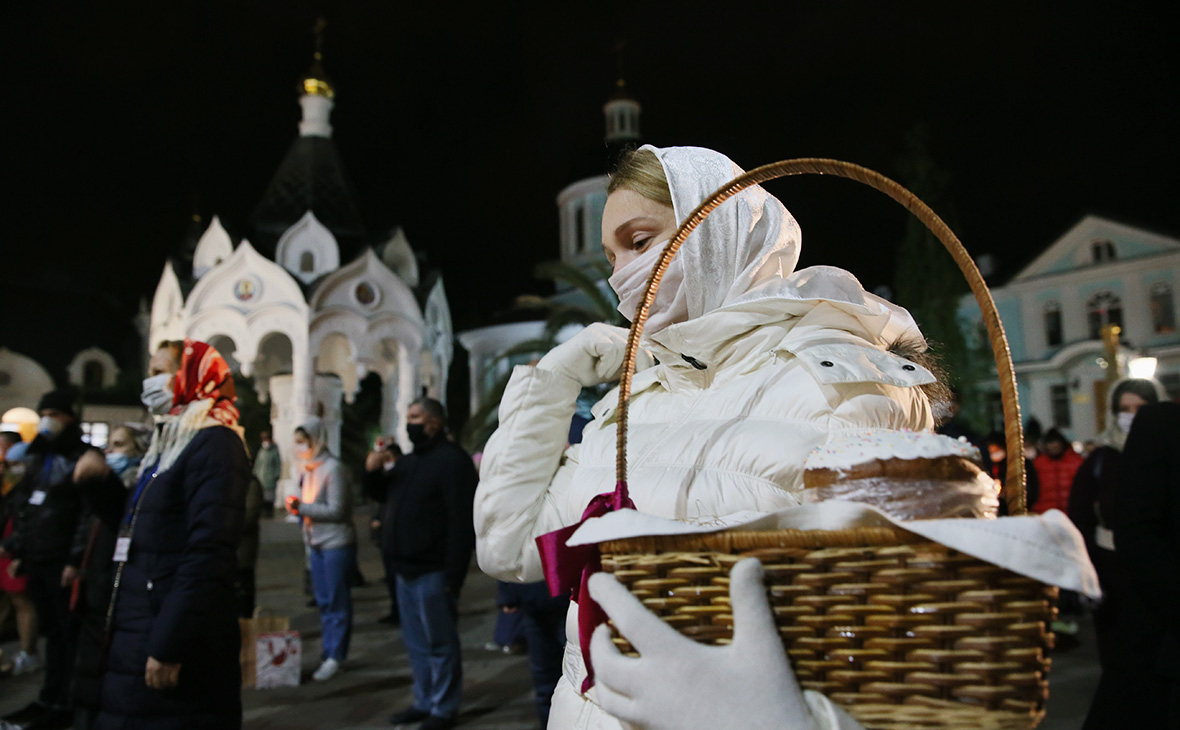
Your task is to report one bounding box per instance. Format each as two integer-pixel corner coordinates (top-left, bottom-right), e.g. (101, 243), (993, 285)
(93, 426), (248, 730)
(3, 423), (88, 566)
(363, 434), (477, 594)
(1081, 403), (1180, 728)
(72, 465), (133, 712)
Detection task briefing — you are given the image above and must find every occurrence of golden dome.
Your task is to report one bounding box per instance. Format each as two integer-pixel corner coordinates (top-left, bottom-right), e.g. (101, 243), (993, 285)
(300, 19), (334, 99)
(301, 55), (335, 99)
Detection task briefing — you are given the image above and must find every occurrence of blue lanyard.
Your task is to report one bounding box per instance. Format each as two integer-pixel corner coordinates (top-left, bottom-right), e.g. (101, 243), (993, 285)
(126, 462), (159, 524)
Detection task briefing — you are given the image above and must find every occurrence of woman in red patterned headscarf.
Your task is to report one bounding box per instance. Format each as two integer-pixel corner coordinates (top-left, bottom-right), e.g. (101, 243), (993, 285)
(93, 338), (250, 730)
(139, 339), (244, 476)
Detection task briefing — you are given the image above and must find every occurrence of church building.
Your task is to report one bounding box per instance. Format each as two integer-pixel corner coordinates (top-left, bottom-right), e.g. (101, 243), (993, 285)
(148, 36), (453, 502)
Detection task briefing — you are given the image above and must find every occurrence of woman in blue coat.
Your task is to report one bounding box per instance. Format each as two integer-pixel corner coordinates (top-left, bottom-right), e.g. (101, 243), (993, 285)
(94, 339), (249, 730)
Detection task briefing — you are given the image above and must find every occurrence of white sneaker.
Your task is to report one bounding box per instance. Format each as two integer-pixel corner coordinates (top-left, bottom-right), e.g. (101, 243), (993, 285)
(312, 658), (340, 681)
(11, 651), (40, 676)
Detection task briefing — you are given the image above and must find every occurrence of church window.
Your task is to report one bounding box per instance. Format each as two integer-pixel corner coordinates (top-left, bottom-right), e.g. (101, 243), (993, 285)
(83, 360), (105, 390)
(574, 205), (586, 253)
(1050, 384), (1071, 428)
(1090, 239), (1117, 263)
(300, 251), (315, 273)
(1150, 283), (1176, 334)
(1043, 301), (1063, 347)
(1087, 291), (1123, 339)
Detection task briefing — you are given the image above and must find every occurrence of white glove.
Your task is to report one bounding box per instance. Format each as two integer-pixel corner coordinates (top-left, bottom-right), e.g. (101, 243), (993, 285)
(588, 558), (829, 730)
(536, 322), (651, 388)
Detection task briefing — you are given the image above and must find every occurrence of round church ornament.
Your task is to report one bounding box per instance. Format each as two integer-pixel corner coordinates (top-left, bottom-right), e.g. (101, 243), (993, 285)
(234, 277), (262, 302)
(354, 281), (380, 308)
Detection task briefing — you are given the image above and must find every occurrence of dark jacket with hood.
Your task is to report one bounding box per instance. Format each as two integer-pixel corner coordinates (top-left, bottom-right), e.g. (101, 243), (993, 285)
(363, 433), (478, 595)
(93, 425), (249, 730)
(2, 422), (88, 566)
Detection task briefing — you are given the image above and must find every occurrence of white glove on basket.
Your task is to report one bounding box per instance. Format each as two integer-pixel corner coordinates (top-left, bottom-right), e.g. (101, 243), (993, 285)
(589, 558), (862, 730)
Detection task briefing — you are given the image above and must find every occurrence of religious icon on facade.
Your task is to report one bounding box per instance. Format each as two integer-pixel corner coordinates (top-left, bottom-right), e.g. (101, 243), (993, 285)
(234, 278), (257, 302)
(355, 282), (377, 307)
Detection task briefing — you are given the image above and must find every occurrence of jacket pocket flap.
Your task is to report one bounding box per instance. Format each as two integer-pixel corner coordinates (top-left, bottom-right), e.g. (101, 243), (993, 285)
(792, 343), (936, 388)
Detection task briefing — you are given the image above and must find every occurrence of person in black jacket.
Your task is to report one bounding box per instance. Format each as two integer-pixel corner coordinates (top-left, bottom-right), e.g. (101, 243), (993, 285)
(93, 339), (249, 730)
(70, 424), (146, 730)
(364, 398), (477, 730)
(1, 390), (89, 730)
(1080, 401), (1179, 729)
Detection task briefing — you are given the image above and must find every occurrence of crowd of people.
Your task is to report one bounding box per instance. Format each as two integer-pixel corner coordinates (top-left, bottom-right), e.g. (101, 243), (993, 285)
(0, 143), (1176, 730)
(0, 340), (489, 730)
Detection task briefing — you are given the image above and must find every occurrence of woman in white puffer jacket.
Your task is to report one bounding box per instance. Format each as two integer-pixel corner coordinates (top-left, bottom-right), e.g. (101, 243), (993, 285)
(475, 145), (936, 730)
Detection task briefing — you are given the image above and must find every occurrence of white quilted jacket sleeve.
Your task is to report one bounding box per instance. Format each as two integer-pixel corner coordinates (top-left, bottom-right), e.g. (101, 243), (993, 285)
(475, 364), (583, 583)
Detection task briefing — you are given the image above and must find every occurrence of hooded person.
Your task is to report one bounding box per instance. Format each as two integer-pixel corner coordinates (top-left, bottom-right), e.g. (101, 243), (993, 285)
(474, 145), (937, 730)
(93, 339), (249, 730)
(284, 415), (355, 682)
(1067, 377), (1166, 673)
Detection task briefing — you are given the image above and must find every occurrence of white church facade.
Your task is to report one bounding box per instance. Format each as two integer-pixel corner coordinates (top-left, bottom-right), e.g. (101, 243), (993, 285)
(148, 45), (453, 502)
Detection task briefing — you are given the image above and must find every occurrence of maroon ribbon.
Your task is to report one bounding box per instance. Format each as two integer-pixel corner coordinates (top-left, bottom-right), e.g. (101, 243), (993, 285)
(536, 480), (635, 693)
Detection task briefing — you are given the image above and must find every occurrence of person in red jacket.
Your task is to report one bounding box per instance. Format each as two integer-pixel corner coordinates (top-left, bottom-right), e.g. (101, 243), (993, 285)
(1032, 428), (1084, 513)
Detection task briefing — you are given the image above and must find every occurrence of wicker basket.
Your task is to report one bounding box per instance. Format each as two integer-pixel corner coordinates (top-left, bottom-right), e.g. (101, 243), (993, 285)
(599, 159), (1051, 729)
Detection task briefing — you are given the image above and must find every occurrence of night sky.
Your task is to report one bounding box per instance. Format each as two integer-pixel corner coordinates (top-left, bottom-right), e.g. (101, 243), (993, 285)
(4, 2), (1177, 379)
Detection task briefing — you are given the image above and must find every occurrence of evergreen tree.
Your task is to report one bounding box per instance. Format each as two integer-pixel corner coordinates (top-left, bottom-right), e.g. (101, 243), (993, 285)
(892, 124), (991, 430)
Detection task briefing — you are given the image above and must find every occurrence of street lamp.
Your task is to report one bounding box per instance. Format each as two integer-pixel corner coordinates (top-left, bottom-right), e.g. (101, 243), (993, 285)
(1128, 355), (1158, 380)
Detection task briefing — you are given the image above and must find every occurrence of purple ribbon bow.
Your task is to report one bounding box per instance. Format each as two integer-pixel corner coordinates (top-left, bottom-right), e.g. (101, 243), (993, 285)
(535, 481), (635, 694)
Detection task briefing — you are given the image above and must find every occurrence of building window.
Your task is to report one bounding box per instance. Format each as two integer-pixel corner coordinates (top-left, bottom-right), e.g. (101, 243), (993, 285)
(1091, 239), (1117, 263)
(1161, 372), (1180, 402)
(1043, 301), (1063, 346)
(1150, 283), (1176, 334)
(300, 251), (315, 273)
(81, 422), (109, 449)
(1088, 291), (1123, 339)
(83, 360), (105, 390)
(1050, 384), (1071, 428)
(574, 205), (586, 253)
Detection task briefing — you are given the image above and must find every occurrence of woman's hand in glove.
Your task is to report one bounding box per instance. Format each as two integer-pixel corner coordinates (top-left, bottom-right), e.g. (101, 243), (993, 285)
(536, 323), (652, 388)
(588, 558), (822, 730)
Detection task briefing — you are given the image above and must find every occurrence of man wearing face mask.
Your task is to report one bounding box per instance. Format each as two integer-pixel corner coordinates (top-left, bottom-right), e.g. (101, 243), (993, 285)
(0, 390), (89, 730)
(363, 398), (478, 730)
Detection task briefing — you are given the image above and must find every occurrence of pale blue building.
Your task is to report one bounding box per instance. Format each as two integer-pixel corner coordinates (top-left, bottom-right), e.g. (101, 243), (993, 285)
(959, 215), (1180, 441)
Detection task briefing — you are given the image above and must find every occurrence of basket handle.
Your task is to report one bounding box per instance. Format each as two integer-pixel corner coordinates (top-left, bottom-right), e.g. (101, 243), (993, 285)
(615, 157), (1027, 516)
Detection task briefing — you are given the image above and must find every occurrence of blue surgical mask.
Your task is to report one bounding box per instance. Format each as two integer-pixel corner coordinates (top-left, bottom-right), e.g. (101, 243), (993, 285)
(105, 452), (136, 475)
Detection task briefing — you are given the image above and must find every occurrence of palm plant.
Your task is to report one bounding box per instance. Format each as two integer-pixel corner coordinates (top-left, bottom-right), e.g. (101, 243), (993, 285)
(460, 260), (622, 452)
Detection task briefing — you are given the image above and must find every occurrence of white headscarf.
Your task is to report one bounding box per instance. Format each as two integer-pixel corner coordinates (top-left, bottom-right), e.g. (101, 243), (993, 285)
(616, 145), (925, 355)
(647, 145), (801, 321)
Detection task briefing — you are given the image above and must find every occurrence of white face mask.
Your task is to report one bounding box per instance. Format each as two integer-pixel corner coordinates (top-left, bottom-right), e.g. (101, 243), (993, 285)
(141, 374), (174, 415)
(38, 416), (63, 438)
(607, 241), (689, 334)
(1117, 411), (1136, 434)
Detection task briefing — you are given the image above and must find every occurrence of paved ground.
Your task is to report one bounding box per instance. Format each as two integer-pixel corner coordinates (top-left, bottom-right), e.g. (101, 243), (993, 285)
(2, 515), (1103, 729)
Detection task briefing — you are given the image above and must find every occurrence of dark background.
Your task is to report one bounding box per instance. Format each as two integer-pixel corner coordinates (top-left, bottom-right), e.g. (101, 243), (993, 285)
(3, 1), (1176, 378)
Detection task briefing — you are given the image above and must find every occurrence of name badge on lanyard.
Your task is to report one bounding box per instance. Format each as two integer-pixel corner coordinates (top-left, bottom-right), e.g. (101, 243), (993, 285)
(112, 535), (131, 563)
